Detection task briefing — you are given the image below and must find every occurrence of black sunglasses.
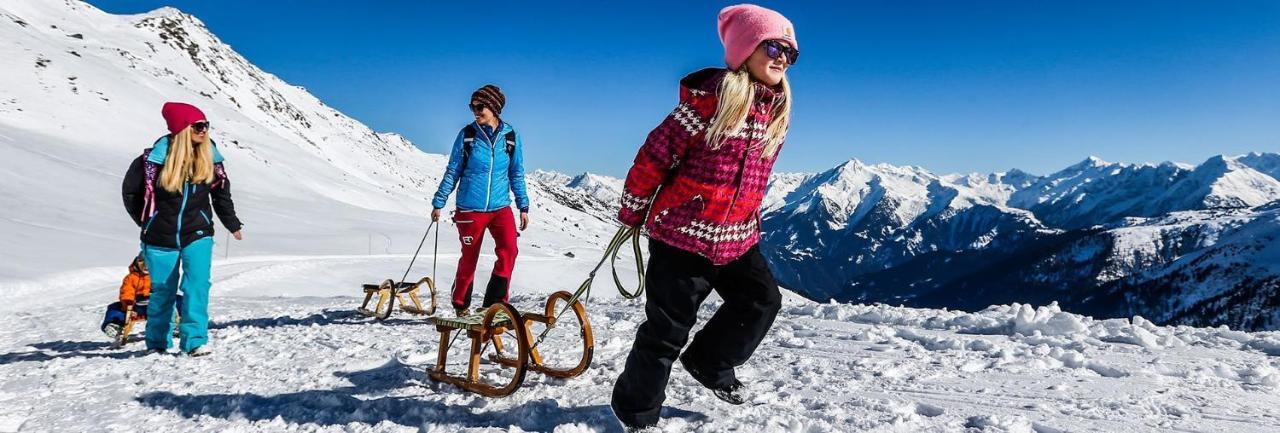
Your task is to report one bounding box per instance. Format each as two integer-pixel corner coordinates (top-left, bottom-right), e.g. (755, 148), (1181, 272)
(763, 40), (799, 65)
(469, 103), (488, 113)
(191, 121), (210, 133)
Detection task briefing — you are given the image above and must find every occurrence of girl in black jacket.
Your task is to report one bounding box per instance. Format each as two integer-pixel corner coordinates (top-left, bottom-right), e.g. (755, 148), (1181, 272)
(122, 102), (242, 356)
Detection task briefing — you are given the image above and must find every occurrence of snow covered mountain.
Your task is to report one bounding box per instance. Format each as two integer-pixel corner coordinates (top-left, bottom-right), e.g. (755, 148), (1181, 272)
(1010, 155), (1280, 230)
(528, 170), (623, 224)
(542, 154), (1280, 329)
(761, 155), (1280, 330)
(1081, 206), (1280, 330)
(0, 0), (618, 282)
(758, 159), (1052, 299)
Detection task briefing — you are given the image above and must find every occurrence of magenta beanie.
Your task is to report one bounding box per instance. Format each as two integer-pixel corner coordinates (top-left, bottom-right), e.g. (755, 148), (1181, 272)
(717, 4), (798, 70)
(161, 102), (206, 135)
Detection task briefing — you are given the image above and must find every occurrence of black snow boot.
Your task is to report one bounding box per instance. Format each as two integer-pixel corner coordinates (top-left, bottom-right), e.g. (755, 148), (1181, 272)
(610, 400), (658, 432)
(711, 380), (747, 405)
(680, 353), (747, 405)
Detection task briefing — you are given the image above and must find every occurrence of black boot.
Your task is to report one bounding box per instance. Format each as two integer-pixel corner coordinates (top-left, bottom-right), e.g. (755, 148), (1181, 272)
(610, 400), (658, 432)
(680, 353), (747, 405)
(482, 274), (510, 308)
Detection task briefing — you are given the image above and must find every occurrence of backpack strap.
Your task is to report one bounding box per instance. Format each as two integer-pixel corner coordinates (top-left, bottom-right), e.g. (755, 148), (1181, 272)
(459, 126), (476, 174)
(140, 148), (160, 223)
(504, 131), (516, 156)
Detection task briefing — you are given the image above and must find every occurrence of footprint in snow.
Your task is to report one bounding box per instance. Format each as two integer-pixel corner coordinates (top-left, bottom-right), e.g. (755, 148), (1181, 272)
(914, 402), (944, 417)
(779, 338), (813, 349)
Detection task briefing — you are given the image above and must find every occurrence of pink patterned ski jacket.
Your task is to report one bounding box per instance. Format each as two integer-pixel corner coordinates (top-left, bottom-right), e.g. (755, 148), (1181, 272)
(619, 68), (786, 265)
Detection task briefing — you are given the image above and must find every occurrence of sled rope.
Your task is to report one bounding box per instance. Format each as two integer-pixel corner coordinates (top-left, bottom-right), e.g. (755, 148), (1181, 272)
(383, 221), (439, 320)
(532, 225), (645, 349)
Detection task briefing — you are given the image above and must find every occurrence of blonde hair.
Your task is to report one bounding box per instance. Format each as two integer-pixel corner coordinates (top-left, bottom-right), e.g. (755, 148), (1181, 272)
(704, 67), (791, 158)
(157, 126), (214, 193)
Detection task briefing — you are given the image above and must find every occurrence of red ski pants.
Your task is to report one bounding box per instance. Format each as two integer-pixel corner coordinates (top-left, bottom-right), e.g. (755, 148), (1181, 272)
(451, 207), (518, 310)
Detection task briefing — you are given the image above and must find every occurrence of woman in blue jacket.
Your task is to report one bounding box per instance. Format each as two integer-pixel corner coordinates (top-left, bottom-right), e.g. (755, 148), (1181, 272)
(431, 85), (530, 316)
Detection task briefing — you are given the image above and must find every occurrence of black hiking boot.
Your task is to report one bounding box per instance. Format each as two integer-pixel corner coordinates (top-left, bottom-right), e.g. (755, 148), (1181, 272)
(680, 354), (748, 405)
(711, 380), (747, 405)
(610, 401), (657, 432)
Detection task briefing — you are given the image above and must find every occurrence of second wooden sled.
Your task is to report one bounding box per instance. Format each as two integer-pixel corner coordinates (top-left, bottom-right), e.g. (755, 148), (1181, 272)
(426, 290), (594, 397)
(357, 277), (437, 319)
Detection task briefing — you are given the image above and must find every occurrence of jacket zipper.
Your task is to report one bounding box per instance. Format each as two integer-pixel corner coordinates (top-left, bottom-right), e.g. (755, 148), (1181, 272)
(719, 149), (748, 257)
(143, 214), (157, 235)
(484, 123), (499, 212)
(175, 181), (191, 247)
(718, 110), (761, 256)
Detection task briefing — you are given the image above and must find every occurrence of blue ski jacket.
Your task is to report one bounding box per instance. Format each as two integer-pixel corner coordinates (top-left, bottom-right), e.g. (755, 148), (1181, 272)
(432, 121), (530, 212)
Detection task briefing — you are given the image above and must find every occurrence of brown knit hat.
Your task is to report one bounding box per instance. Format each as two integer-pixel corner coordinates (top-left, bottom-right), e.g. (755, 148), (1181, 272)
(470, 84), (506, 115)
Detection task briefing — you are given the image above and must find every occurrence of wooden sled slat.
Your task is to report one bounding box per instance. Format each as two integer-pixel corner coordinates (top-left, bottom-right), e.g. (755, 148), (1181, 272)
(357, 277), (437, 319)
(425, 291), (595, 397)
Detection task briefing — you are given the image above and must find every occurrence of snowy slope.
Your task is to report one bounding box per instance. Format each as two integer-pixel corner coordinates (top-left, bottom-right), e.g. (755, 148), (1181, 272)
(0, 0), (619, 283)
(3, 257), (1280, 432)
(529, 170), (624, 224)
(1086, 207), (1280, 330)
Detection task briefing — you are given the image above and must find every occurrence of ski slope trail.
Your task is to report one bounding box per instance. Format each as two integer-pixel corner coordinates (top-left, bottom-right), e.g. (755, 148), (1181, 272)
(2, 257), (1280, 432)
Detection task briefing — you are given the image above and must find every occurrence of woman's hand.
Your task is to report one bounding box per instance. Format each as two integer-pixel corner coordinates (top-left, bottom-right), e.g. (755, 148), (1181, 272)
(520, 212), (529, 231)
(232, 230), (243, 241)
(431, 208), (442, 222)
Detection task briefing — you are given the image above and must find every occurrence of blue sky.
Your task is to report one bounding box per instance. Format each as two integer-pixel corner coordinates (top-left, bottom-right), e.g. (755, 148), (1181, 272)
(86, 1), (1280, 177)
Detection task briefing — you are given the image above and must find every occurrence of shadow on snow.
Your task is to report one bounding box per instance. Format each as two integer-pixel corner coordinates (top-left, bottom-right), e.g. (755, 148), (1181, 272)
(136, 360), (707, 432)
(0, 340), (143, 364)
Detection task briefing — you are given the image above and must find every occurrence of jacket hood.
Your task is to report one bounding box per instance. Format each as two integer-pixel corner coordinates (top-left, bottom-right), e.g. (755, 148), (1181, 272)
(679, 67), (784, 102)
(129, 259), (148, 276)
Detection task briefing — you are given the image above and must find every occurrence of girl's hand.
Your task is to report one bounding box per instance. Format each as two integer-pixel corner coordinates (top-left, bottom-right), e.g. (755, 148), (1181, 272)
(431, 208), (442, 222)
(520, 212), (529, 231)
(232, 230), (243, 241)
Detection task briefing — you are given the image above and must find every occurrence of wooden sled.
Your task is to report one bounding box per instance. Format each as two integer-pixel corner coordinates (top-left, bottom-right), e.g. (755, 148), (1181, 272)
(112, 306), (181, 349)
(112, 306), (138, 349)
(357, 277), (437, 319)
(426, 290), (594, 397)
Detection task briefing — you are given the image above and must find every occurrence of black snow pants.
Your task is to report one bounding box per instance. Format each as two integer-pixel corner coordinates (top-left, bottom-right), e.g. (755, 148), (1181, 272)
(611, 239), (783, 427)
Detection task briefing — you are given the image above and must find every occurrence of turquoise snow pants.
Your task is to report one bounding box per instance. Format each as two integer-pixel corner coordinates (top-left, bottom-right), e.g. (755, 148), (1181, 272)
(142, 237), (213, 352)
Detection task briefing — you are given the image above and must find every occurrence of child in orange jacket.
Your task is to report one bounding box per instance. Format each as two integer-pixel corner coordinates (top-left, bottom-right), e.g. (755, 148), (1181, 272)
(101, 255), (151, 339)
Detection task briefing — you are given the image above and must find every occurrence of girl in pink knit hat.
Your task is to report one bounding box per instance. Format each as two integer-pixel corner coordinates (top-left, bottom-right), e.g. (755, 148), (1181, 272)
(121, 102), (244, 357)
(611, 4), (798, 430)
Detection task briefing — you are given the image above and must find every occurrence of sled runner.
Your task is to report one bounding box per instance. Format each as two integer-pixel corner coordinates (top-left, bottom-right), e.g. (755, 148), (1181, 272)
(356, 277), (438, 319)
(426, 290), (593, 397)
(111, 305), (139, 349)
(357, 221), (441, 321)
(110, 306), (181, 348)
(424, 226), (642, 397)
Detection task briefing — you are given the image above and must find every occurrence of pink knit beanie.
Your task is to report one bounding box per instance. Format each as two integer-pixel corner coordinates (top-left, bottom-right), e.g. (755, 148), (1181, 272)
(717, 4), (798, 70)
(161, 102), (206, 136)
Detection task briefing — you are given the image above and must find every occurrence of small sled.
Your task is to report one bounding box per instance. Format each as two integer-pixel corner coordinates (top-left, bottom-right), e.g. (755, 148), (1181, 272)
(357, 277), (438, 320)
(111, 306), (139, 349)
(359, 221), (442, 321)
(111, 306), (180, 349)
(426, 290), (593, 397)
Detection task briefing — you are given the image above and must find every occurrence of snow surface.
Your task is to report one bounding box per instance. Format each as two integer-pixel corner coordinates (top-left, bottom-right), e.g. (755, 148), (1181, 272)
(2, 258), (1280, 432)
